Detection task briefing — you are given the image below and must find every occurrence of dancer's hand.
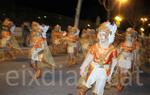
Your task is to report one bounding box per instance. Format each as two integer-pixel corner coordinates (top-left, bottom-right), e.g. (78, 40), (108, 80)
(10, 25), (16, 35)
(42, 25), (49, 33)
(63, 32), (67, 36)
(107, 75), (112, 84)
(80, 67), (85, 77)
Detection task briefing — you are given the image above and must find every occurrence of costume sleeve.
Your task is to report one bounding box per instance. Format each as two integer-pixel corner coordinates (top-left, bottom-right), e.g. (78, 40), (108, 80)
(88, 45), (96, 55)
(80, 52), (93, 70)
(112, 49), (117, 58)
(108, 49), (118, 77)
(10, 25), (16, 35)
(80, 45), (96, 70)
(42, 25), (49, 38)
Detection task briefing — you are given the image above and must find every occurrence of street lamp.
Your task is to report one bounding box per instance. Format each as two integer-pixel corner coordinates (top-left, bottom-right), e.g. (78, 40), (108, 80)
(140, 17), (148, 37)
(117, 0), (128, 15)
(114, 15), (123, 27)
(44, 16), (47, 19)
(115, 16), (123, 22)
(140, 17), (148, 30)
(145, 18), (148, 21)
(87, 24), (91, 27)
(140, 17), (148, 23)
(140, 27), (145, 37)
(140, 27), (144, 32)
(117, 0), (128, 3)
(37, 16), (41, 19)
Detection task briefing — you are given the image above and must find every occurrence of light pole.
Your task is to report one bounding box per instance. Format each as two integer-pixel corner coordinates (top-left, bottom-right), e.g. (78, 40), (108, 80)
(74, 0), (83, 28)
(117, 0), (128, 15)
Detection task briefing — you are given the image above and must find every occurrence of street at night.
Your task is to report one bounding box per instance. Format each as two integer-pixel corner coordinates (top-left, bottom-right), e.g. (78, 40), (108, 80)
(0, 52), (150, 95)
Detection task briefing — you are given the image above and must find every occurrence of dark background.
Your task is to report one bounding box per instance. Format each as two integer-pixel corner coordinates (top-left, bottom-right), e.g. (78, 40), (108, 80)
(0, 0), (149, 20)
(0, 0), (150, 32)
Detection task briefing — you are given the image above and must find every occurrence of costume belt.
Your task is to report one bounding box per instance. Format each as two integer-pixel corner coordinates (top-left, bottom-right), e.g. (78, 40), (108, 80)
(122, 51), (132, 56)
(91, 61), (108, 68)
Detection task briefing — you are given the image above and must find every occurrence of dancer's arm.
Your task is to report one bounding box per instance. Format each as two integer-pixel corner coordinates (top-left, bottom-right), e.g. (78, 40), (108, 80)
(80, 53), (93, 76)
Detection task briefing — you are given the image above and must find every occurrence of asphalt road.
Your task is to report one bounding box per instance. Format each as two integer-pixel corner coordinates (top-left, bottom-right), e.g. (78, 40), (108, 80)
(0, 54), (150, 95)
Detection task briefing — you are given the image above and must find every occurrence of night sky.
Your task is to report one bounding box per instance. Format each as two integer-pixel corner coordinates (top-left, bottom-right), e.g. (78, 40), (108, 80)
(0, 0), (150, 21)
(13, 0), (106, 20)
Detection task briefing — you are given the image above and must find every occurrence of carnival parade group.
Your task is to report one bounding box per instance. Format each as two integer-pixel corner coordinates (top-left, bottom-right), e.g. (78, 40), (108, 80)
(0, 17), (148, 95)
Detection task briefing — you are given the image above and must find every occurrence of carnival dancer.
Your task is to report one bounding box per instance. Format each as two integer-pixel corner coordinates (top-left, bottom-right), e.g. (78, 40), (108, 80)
(132, 29), (141, 67)
(51, 24), (63, 54)
(64, 27), (78, 65)
(131, 29), (141, 84)
(1, 18), (11, 47)
(39, 24), (56, 68)
(80, 29), (91, 58)
(73, 27), (80, 58)
(77, 21), (117, 95)
(117, 28), (136, 91)
(1, 18), (12, 61)
(0, 18), (18, 60)
(30, 21), (44, 79)
(30, 21), (56, 79)
(30, 21), (45, 79)
(80, 28), (97, 59)
(88, 28), (97, 47)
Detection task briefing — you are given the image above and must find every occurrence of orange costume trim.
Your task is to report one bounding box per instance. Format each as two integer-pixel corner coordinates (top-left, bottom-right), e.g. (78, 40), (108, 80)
(1, 31), (11, 38)
(33, 37), (44, 48)
(121, 42), (136, 52)
(52, 31), (64, 40)
(52, 31), (63, 36)
(51, 31), (63, 43)
(86, 44), (117, 79)
(89, 44), (117, 64)
(66, 35), (77, 43)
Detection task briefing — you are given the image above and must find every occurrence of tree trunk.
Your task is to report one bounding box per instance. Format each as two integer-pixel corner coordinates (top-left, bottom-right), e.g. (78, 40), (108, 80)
(96, 16), (101, 27)
(74, 0), (83, 28)
(107, 10), (111, 20)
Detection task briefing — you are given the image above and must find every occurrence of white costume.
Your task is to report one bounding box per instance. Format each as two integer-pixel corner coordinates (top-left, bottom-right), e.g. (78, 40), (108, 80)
(30, 22), (47, 62)
(118, 28), (136, 70)
(31, 33), (45, 61)
(118, 52), (133, 69)
(78, 21), (117, 95)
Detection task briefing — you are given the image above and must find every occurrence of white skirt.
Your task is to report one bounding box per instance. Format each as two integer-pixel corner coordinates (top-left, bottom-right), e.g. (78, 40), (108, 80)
(31, 48), (43, 61)
(118, 52), (133, 69)
(67, 46), (74, 53)
(1, 37), (11, 47)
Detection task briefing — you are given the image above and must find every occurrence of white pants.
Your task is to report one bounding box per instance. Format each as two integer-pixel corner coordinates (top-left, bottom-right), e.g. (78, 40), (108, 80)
(31, 48), (43, 61)
(67, 46), (74, 53)
(85, 65), (107, 95)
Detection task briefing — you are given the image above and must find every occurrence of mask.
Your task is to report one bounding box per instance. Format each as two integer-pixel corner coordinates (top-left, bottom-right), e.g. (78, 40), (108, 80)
(98, 31), (108, 42)
(126, 35), (132, 42)
(98, 31), (109, 48)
